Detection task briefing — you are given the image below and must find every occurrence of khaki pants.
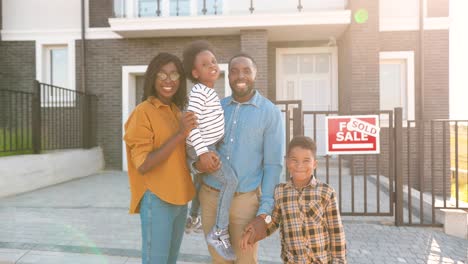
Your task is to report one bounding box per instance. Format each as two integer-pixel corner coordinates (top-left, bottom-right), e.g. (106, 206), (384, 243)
(199, 184), (260, 264)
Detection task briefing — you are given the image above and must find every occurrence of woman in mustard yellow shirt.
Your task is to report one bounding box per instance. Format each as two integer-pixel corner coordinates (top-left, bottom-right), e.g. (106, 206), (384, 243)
(123, 52), (197, 264)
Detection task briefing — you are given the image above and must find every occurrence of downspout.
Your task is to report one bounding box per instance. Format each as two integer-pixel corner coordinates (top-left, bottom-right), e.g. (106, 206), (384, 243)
(419, 0), (424, 119)
(418, 0), (425, 193)
(80, 0), (89, 148)
(81, 0), (87, 93)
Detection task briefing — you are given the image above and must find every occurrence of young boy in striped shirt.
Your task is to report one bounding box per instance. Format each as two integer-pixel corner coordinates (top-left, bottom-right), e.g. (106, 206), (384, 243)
(241, 136), (347, 263)
(183, 40), (237, 261)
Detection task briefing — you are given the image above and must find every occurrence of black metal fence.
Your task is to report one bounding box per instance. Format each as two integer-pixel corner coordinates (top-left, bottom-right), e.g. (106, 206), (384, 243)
(0, 81), (98, 155)
(0, 89), (34, 154)
(277, 103), (467, 226)
(395, 117), (468, 226)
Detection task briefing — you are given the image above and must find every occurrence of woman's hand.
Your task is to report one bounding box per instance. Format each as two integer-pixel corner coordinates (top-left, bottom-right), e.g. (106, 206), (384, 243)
(180, 111), (198, 137)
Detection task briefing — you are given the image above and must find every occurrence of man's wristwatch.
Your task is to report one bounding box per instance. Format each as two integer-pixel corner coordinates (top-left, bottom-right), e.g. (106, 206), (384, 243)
(259, 214), (272, 224)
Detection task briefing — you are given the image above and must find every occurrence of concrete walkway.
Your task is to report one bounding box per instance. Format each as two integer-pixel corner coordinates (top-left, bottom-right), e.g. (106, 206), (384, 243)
(0, 171), (466, 264)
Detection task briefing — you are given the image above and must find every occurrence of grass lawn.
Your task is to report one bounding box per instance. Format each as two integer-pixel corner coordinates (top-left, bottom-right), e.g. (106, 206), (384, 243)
(451, 124), (468, 202)
(0, 128), (33, 157)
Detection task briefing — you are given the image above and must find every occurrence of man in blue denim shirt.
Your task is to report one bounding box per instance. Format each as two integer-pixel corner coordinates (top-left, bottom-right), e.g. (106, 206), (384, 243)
(193, 53), (285, 263)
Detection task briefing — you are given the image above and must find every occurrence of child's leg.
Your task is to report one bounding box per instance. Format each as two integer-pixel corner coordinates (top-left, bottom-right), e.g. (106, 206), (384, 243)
(208, 146), (238, 230)
(185, 145), (200, 216)
(190, 174), (202, 217)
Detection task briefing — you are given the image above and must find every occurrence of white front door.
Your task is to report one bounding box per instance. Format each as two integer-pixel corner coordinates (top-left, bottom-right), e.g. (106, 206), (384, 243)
(276, 47), (338, 155)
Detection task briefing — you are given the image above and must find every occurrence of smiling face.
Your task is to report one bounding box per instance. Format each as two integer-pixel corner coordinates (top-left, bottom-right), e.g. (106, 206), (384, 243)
(154, 62), (180, 105)
(287, 146), (317, 187)
(228, 56), (257, 103)
(192, 50), (220, 88)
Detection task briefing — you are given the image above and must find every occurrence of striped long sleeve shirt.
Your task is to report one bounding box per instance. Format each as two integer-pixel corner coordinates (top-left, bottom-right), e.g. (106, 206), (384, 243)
(266, 177), (347, 264)
(186, 83), (224, 156)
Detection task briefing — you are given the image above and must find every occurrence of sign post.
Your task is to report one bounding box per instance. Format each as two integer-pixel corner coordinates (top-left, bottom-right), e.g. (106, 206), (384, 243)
(326, 115), (380, 155)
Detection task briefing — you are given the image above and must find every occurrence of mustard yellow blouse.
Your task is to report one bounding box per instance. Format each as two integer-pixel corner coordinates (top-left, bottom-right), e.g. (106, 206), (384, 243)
(123, 96), (195, 214)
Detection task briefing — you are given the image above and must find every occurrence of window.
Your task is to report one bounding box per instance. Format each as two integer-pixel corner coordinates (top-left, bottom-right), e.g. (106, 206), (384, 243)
(379, 51), (415, 122)
(41, 45), (74, 107)
(113, 0), (126, 17)
(46, 47), (68, 88)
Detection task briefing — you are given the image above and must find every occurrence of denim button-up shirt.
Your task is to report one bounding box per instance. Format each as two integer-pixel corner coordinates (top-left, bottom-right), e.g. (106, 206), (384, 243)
(203, 91), (285, 215)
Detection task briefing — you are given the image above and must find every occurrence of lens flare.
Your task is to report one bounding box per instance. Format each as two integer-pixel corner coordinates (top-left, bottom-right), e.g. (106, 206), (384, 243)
(61, 224), (108, 262)
(354, 9), (369, 24)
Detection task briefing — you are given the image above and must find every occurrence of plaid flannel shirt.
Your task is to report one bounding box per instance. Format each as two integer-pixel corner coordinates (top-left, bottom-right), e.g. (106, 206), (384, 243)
(266, 176), (346, 264)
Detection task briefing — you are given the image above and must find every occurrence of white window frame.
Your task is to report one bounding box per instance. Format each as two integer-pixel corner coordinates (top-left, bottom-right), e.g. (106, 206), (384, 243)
(36, 39), (76, 107)
(275, 47), (339, 111)
(379, 51), (415, 125)
(121, 63), (229, 170)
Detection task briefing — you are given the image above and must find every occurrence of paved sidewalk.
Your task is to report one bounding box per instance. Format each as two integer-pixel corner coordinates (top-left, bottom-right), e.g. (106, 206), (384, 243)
(0, 171), (466, 264)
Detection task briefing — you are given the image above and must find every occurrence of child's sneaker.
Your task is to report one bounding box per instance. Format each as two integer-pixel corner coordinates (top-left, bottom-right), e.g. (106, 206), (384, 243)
(206, 227), (236, 261)
(185, 215), (203, 234)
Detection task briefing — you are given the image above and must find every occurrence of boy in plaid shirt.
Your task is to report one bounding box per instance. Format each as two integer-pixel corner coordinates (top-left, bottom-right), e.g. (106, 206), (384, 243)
(241, 136), (346, 264)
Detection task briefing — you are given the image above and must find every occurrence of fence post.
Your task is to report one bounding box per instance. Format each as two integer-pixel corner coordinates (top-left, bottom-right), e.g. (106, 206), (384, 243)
(394, 107), (404, 226)
(292, 107), (304, 136)
(32, 81), (42, 154)
(81, 94), (90, 148)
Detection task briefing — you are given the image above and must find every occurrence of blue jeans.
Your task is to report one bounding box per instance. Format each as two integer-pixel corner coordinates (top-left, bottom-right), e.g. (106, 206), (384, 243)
(187, 144), (238, 229)
(139, 191), (187, 264)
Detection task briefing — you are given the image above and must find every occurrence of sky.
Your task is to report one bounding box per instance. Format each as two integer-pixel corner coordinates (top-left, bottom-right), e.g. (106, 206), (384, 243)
(450, 0), (468, 119)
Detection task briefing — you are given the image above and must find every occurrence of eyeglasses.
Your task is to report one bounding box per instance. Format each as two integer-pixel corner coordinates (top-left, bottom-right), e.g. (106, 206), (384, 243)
(157, 72), (180, 81)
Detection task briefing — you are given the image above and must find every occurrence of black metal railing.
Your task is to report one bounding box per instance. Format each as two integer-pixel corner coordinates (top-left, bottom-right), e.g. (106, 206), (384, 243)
(112, 0), (347, 18)
(273, 100), (302, 152)
(395, 118), (468, 226)
(0, 89), (34, 155)
(0, 82), (98, 156)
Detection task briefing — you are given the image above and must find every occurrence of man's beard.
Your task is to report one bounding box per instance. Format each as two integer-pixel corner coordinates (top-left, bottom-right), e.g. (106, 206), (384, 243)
(230, 83), (254, 99)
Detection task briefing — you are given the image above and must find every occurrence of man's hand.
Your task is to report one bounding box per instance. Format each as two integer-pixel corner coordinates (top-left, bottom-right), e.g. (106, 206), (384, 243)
(195, 151), (221, 173)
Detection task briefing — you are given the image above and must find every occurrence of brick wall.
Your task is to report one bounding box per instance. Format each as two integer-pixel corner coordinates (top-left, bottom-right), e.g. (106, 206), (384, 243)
(380, 30), (449, 120)
(423, 30), (449, 119)
(75, 36), (241, 169)
(380, 29), (450, 195)
(340, 0), (380, 113)
(338, 31), (352, 113)
(240, 30), (268, 97)
(380, 31), (421, 118)
(89, 0), (113, 27)
(0, 41), (36, 92)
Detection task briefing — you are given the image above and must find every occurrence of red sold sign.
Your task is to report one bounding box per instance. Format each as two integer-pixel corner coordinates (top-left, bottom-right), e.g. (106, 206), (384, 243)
(326, 115), (380, 154)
